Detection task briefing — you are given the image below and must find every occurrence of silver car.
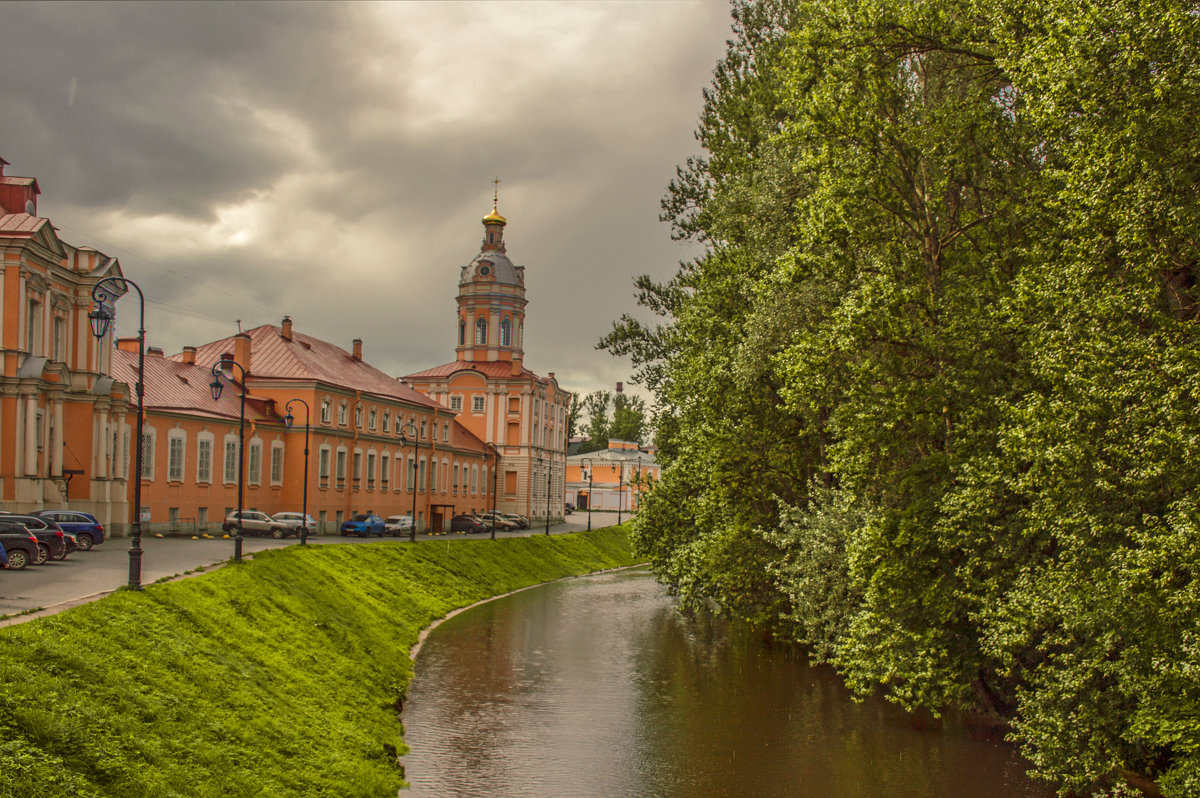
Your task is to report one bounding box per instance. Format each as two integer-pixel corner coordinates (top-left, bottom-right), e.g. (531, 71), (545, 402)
(222, 510), (292, 539)
(384, 515), (414, 536)
(272, 512), (316, 535)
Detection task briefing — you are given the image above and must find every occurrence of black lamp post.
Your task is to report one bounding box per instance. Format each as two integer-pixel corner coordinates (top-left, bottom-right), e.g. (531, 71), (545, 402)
(400, 420), (419, 542)
(545, 454), (552, 535)
(89, 276), (146, 590)
(581, 457), (594, 532)
(484, 443), (499, 539)
(209, 358), (247, 562)
(284, 398), (310, 545)
(614, 461), (624, 526)
(635, 456), (644, 514)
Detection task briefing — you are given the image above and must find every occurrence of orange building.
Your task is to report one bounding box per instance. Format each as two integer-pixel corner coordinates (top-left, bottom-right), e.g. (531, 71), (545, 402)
(404, 198), (570, 523)
(0, 157), (132, 529)
(566, 440), (660, 515)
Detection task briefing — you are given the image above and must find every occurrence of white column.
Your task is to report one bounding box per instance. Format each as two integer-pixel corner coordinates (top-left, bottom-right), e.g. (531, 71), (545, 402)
(50, 398), (63, 477)
(23, 393), (38, 476)
(96, 410), (110, 478)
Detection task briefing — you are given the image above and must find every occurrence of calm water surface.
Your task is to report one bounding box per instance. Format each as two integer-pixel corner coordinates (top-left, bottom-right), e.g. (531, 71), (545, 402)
(401, 568), (1054, 797)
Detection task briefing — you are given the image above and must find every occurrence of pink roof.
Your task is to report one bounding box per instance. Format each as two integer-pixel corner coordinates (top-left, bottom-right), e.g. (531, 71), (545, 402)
(111, 349), (276, 422)
(178, 324), (443, 411)
(0, 213), (45, 235)
(405, 359), (549, 383)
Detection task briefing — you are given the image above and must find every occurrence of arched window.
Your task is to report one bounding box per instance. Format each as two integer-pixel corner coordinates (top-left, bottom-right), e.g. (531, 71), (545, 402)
(475, 317), (488, 345)
(458, 320), (466, 346)
(500, 318), (512, 347)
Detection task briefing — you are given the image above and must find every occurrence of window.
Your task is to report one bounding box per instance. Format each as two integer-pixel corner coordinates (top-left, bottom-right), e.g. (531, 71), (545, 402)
(321, 400), (331, 423)
(167, 433), (185, 482)
(458, 320), (466, 346)
(368, 409), (377, 430)
(141, 429), (156, 480)
(508, 396), (520, 413)
(505, 470), (517, 494)
(248, 441), (262, 485)
(26, 299), (40, 353)
(381, 454), (390, 488)
(450, 395), (463, 412)
(500, 318), (512, 346)
(53, 316), (65, 361)
(336, 449), (347, 484)
(318, 446), (331, 484)
(418, 459), (427, 491)
(270, 443), (284, 484)
(353, 451), (362, 484)
(407, 456), (416, 490)
(338, 403), (348, 425)
(471, 465), (478, 495)
(197, 436), (213, 483)
(475, 317), (487, 345)
(354, 406), (363, 428)
(442, 424), (449, 442)
(382, 411), (389, 432)
(430, 459), (437, 492)
(420, 419), (427, 439)
(472, 396), (485, 413)
(198, 507), (208, 529)
(482, 466), (488, 496)
(453, 464), (460, 491)
(367, 453), (376, 487)
(224, 439), (238, 483)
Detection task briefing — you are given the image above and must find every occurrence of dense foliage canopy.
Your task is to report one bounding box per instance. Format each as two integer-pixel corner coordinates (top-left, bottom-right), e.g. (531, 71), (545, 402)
(602, 1), (1200, 794)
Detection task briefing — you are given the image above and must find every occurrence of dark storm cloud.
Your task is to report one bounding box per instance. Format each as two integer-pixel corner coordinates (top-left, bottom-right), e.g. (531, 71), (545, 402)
(1, 1), (731, 398)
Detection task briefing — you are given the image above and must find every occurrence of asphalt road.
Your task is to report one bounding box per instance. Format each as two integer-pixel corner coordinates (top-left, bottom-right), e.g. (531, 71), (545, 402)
(0, 512), (605, 624)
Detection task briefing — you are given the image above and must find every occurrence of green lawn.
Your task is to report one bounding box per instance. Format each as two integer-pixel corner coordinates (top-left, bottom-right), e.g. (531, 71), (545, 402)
(0, 528), (637, 797)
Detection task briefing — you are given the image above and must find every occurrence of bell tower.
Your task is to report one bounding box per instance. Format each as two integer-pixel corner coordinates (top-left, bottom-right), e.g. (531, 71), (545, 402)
(456, 180), (527, 364)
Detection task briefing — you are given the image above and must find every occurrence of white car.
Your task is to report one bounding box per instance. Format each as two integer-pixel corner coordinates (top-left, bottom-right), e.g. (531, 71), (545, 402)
(272, 512), (317, 535)
(384, 515), (414, 535)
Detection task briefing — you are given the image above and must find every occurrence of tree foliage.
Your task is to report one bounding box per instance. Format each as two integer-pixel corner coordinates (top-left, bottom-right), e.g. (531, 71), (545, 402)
(603, 0), (1200, 793)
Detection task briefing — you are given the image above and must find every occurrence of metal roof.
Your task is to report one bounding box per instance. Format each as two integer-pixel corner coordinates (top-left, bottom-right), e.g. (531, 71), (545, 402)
(111, 349), (276, 422)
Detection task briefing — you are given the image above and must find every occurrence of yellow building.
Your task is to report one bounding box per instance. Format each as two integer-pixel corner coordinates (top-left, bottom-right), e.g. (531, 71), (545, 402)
(404, 199), (570, 523)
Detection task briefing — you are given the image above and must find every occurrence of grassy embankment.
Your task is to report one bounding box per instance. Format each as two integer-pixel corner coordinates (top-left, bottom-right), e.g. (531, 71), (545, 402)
(0, 527), (638, 797)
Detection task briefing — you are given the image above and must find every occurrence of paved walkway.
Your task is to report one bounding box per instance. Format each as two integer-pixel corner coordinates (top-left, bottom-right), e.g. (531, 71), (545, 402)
(0, 513), (611, 625)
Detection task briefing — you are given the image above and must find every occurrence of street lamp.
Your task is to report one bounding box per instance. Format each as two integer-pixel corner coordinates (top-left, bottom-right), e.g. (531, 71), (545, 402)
(545, 454), (552, 536)
(484, 442), (499, 540)
(399, 420), (419, 542)
(582, 458), (596, 532)
(283, 399), (311, 545)
(614, 461), (624, 525)
(89, 276), (146, 590)
(209, 357), (247, 562)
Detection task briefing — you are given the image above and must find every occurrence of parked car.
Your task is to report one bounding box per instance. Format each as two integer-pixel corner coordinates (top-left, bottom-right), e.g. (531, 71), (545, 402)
(476, 512), (517, 530)
(33, 510), (105, 550)
(340, 514), (385, 537)
(272, 512), (316, 536)
(565, 502), (575, 514)
(0, 514), (67, 564)
(384, 515), (414, 535)
(0, 523), (41, 570)
(503, 513), (530, 530)
(222, 510), (292, 539)
(449, 515), (486, 534)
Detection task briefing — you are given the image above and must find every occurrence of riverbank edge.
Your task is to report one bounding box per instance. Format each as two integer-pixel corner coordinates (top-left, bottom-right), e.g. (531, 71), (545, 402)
(0, 527), (639, 797)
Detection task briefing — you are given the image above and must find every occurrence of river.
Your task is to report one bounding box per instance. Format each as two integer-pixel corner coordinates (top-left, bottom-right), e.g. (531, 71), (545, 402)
(400, 567), (1055, 797)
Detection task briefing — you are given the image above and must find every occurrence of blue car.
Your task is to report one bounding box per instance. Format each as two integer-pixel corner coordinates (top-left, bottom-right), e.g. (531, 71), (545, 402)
(34, 510), (105, 550)
(340, 514), (385, 537)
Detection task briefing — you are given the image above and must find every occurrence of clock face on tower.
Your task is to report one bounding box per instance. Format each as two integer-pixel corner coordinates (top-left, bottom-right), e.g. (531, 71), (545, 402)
(478, 260), (492, 278)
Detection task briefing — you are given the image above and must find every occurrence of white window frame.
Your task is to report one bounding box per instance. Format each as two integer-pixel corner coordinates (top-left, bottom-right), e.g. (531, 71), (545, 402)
(270, 441), (285, 484)
(167, 430), (186, 483)
(224, 436), (239, 484)
(248, 439), (263, 485)
(472, 395), (485, 413)
(450, 395), (463, 412)
(141, 427), (157, 481)
(196, 433), (214, 484)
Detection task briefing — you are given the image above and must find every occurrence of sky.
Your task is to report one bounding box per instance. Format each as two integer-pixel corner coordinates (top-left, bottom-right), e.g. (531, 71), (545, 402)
(1, 1), (731, 401)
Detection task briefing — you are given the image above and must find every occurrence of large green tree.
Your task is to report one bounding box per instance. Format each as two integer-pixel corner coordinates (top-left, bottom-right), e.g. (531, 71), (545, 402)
(604, 0), (1200, 794)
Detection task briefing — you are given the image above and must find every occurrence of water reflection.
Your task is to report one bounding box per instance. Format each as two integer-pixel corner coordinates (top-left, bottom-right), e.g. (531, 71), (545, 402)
(402, 569), (1053, 797)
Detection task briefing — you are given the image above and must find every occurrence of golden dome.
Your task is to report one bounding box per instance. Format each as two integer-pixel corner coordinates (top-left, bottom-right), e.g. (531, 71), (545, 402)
(483, 205), (507, 225)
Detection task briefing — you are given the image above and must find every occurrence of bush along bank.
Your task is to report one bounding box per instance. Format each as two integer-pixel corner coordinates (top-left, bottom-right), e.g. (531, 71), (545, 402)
(0, 527), (638, 797)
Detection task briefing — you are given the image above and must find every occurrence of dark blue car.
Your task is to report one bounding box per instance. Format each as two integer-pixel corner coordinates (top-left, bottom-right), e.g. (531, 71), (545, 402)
(340, 514), (385, 537)
(34, 510), (105, 550)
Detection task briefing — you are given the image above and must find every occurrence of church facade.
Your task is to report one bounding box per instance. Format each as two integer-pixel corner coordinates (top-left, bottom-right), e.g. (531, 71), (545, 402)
(404, 200), (570, 524)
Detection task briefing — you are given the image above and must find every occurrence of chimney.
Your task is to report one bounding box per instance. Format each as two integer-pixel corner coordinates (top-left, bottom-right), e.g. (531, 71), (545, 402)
(234, 332), (252, 377)
(352, 338), (362, 361)
(147, 347), (164, 359)
(280, 316), (293, 341)
(181, 346), (196, 365)
(116, 337), (139, 354)
(511, 354), (522, 376)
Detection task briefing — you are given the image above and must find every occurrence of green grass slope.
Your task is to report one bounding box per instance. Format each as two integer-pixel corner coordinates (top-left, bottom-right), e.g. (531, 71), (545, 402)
(0, 528), (637, 797)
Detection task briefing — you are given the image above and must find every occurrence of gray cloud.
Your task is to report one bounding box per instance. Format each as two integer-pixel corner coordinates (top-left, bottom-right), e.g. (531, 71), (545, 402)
(2, 0), (729, 400)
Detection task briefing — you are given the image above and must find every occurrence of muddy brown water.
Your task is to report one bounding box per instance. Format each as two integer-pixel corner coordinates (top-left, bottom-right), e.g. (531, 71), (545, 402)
(401, 568), (1055, 797)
